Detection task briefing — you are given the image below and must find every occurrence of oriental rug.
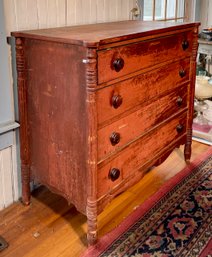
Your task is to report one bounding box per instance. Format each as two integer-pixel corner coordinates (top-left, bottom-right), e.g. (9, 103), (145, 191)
(82, 147), (212, 257)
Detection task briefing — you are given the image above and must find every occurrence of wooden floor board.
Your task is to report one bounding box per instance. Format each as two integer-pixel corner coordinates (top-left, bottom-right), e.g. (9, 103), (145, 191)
(0, 141), (209, 257)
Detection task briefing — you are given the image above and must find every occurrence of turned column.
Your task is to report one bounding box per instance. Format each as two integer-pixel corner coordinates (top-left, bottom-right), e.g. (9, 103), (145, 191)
(84, 48), (98, 245)
(15, 38), (31, 205)
(184, 26), (199, 162)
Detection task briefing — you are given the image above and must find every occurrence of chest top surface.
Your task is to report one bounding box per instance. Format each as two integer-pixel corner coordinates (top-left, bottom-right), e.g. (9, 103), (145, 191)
(11, 20), (199, 47)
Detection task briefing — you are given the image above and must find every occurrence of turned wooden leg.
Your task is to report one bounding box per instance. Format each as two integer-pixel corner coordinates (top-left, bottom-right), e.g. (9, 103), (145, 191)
(87, 221), (97, 246)
(184, 143), (191, 163)
(87, 200), (98, 245)
(21, 164), (31, 205)
(184, 129), (192, 162)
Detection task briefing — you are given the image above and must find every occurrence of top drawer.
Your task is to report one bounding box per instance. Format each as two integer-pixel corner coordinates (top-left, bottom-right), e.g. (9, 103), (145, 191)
(98, 31), (193, 84)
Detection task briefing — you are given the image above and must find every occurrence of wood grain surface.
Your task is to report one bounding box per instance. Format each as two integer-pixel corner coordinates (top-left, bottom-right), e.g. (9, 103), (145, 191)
(97, 58), (190, 126)
(12, 20), (200, 46)
(97, 86), (188, 160)
(25, 39), (88, 214)
(98, 30), (193, 83)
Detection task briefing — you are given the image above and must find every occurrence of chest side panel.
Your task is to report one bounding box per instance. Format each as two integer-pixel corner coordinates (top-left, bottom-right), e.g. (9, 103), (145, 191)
(25, 39), (88, 213)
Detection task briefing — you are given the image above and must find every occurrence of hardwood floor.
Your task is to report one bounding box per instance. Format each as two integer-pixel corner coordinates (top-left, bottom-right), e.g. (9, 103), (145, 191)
(0, 141), (209, 257)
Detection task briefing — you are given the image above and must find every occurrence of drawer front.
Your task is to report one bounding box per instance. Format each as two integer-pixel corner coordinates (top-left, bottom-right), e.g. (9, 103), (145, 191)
(97, 58), (190, 127)
(98, 86), (188, 161)
(98, 31), (193, 84)
(97, 113), (187, 198)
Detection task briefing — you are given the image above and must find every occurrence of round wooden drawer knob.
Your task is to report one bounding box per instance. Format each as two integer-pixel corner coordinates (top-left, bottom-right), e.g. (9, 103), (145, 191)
(176, 124), (184, 133)
(179, 69), (186, 78)
(113, 58), (124, 72)
(110, 132), (121, 146)
(176, 97), (183, 106)
(111, 95), (123, 109)
(109, 168), (120, 181)
(182, 40), (189, 50)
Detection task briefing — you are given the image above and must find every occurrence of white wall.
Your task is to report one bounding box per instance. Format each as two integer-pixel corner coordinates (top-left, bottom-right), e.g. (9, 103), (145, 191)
(199, 0), (212, 30)
(0, 2), (13, 126)
(0, 0), (20, 211)
(0, 134), (20, 210)
(0, 0), (136, 210)
(3, 0), (136, 33)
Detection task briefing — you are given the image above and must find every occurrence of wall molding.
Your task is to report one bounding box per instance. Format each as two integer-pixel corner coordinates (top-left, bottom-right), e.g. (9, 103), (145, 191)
(0, 121), (19, 135)
(0, 122), (19, 151)
(0, 130), (21, 210)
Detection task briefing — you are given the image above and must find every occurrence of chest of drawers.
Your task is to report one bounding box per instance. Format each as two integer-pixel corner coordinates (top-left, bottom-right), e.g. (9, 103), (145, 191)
(12, 21), (199, 245)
